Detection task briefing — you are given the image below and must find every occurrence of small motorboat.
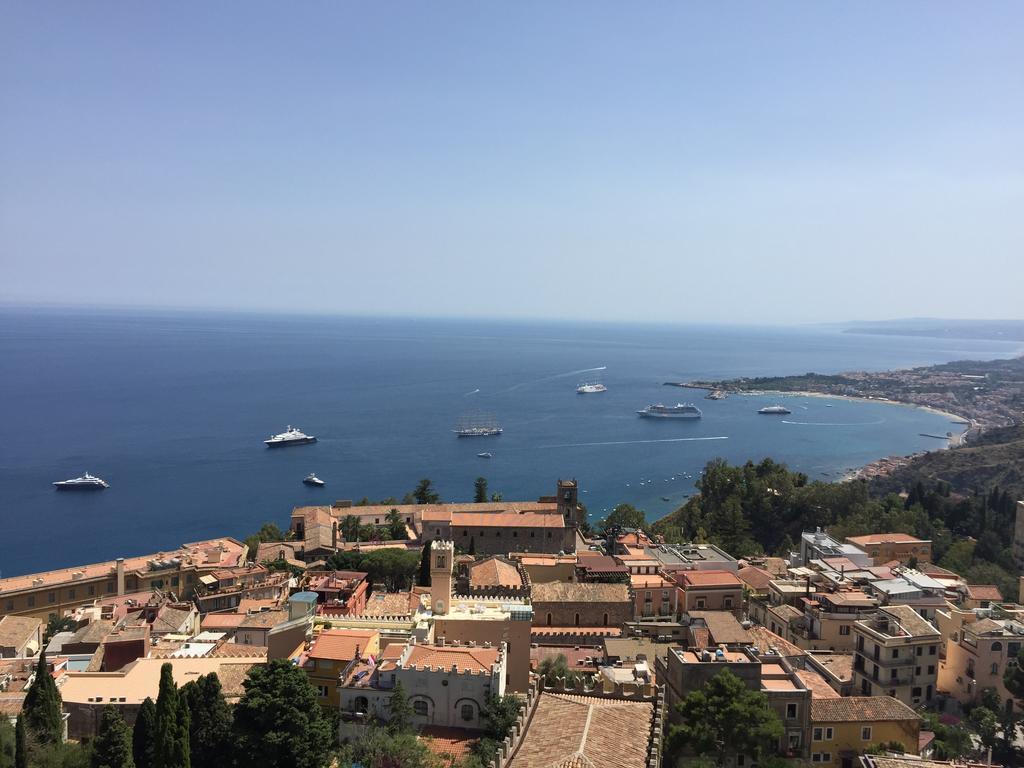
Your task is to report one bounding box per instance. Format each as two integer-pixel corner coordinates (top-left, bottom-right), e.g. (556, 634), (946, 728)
(303, 473), (325, 487)
(477, 452), (493, 459)
(661, 496), (671, 502)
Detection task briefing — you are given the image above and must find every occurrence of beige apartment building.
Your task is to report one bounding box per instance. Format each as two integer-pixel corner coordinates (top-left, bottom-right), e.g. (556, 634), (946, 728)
(852, 605), (940, 706)
(938, 617), (1024, 710)
(0, 539), (248, 621)
(789, 590), (879, 652)
(844, 534), (932, 566)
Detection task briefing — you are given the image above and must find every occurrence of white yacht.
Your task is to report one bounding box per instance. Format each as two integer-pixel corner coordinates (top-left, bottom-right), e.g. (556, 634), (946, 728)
(265, 426), (317, 447)
(53, 472), (109, 490)
(303, 473), (325, 487)
(576, 383), (607, 394)
(758, 405), (792, 415)
(477, 452), (493, 458)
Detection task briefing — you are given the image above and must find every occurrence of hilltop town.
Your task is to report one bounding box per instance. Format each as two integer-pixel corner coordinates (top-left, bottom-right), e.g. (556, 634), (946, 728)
(3, 477), (1024, 768)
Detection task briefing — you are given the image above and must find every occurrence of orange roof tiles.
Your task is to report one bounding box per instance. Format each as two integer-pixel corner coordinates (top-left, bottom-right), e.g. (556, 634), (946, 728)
(679, 570), (743, 588)
(811, 696), (920, 723)
(308, 629), (379, 662)
(737, 566), (773, 591)
(404, 644), (500, 673)
(965, 585), (1003, 601)
(468, 557), (524, 588)
(845, 533), (928, 545)
(508, 692), (653, 768)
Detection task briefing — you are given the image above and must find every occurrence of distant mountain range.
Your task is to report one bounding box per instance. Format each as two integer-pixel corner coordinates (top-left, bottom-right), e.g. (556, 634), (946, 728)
(838, 318), (1024, 342)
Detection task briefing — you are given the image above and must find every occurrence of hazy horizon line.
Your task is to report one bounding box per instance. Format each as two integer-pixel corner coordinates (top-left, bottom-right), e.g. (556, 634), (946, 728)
(4, 298), (1024, 330)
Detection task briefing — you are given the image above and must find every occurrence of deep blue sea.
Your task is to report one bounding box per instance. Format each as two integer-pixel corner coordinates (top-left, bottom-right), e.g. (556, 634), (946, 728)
(1, 308), (1021, 578)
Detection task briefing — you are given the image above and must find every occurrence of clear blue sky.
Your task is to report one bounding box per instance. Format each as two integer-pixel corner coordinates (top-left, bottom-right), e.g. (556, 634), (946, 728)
(2, 3), (1022, 323)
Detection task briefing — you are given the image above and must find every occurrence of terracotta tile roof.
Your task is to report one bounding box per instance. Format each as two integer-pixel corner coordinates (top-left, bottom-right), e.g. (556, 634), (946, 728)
(768, 604), (802, 623)
(211, 643), (268, 659)
(69, 620), (115, 646)
(688, 612), (751, 645)
(420, 726), (479, 767)
(200, 613), (247, 630)
(308, 629), (379, 661)
(469, 557), (524, 588)
(451, 511), (567, 528)
(746, 626), (804, 658)
(508, 692), (654, 768)
(404, 644), (500, 673)
(531, 582), (630, 604)
(0, 693), (26, 718)
(737, 566), (773, 591)
(239, 609), (290, 629)
(0, 616), (41, 648)
(811, 696), (920, 723)
(808, 653), (853, 682)
(679, 570), (743, 588)
(965, 585), (1003, 601)
(795, 669), (841, 698)
(846, 533), (928, 545)
(361, 591), (418, 616)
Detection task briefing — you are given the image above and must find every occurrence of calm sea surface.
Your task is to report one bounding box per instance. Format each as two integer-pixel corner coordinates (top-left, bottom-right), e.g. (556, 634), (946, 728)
(1, 308), (1020, 578)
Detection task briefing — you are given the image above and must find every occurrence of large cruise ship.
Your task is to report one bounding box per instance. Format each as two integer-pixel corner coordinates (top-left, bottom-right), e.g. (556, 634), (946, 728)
(453, 414), (502, 437)
(637, 403), (703, 419)
(264, 426), (318, 447)
(53, 472), (109, 490)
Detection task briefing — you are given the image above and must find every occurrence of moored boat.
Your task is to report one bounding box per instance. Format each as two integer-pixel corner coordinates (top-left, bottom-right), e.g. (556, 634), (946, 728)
(265, 426), (317, 447)
(53, 472), (108, 490)
(303, 473), (325, 486)
(637, 403), (702, 419)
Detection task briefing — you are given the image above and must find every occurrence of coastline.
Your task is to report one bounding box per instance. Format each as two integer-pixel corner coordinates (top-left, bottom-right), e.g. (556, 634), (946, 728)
(696, 388), (973, 485)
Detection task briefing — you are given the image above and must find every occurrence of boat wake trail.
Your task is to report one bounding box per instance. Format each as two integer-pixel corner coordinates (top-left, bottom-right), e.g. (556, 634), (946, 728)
(539, 436), (728, 449)
(496, 366), (607, 394)
(464, 388), (480, 396)
(781, 419), (886, 427)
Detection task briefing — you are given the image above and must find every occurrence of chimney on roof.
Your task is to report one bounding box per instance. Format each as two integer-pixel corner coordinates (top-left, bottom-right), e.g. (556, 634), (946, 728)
(116, 558), (125, 596)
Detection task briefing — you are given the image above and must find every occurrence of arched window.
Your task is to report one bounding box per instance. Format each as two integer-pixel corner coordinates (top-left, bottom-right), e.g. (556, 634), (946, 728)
(992, 642), (1003, 652)
(413, 701), (428, 717)
(353, 696), (369, 713)
(461, 703), (475, 721)
(574, 613), (580, 627)
(546, 613), (552, 626)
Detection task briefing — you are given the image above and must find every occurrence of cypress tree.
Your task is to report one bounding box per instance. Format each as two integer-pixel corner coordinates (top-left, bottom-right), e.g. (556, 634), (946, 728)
(387, 679), (414, 734)
(473, 476), (488, 503)
(417, 540), (432, 587)
(180, 673), (234, 767)
(15, 714), (28, 768)
(23, 653), (63, 744)
(133, 697), (156, 768)
(92, 705), (135, 768)
(154, 664), (190, 768)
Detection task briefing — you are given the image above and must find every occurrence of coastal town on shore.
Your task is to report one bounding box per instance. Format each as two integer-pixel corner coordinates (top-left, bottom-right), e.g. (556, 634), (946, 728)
(4, 473), (1024, 768)
(685, 353), (1024, 484)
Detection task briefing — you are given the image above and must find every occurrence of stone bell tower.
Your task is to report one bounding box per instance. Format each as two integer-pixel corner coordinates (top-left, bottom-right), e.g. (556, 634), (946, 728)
(557, 478), (582, 527)
(430, 540), (454, 615)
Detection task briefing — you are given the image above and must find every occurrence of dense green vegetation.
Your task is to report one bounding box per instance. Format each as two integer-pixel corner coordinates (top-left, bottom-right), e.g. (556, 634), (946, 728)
(324, 546), (421, 591)
(649, 455), (1021, 599)
(665, 669), (783, 766)
(870, 424), (1024, 501)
